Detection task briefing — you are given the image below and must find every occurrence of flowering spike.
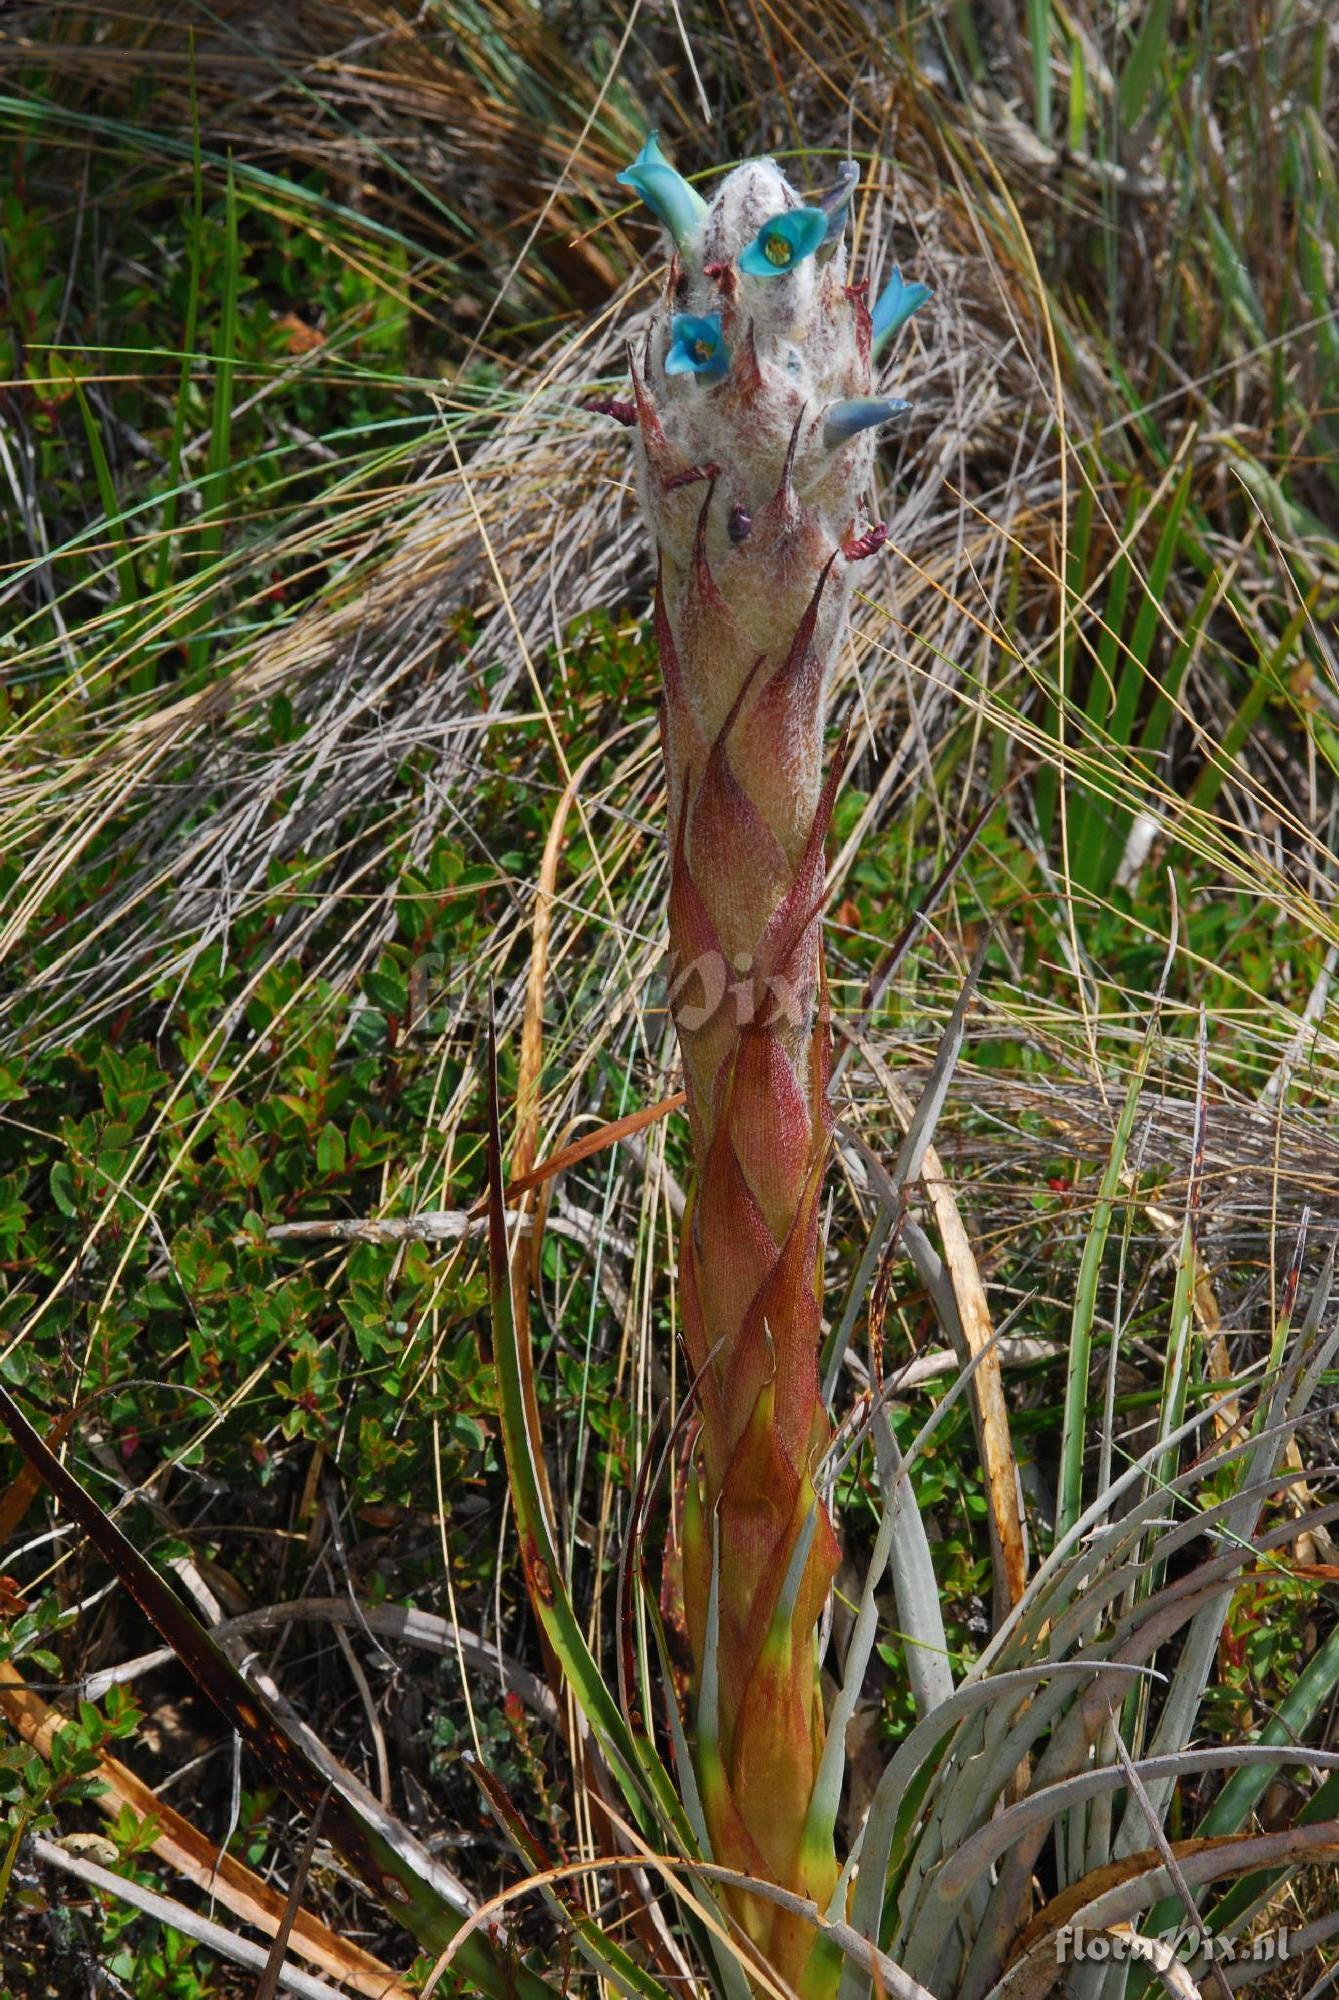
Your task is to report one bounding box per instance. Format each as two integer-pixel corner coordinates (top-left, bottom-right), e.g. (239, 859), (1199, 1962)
(739, 207), (827, 278)
(822, 395), (910, 448)
(617, 142), (919, 1995)
(665, 312), (729, 381)
(871, 263), (933, 355)
(617, 131), (709, 249)
(814, 160), (859, 243)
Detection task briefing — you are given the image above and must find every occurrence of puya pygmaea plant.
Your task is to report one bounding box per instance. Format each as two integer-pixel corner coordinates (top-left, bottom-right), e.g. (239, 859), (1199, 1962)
(592, 135), (930, 1994)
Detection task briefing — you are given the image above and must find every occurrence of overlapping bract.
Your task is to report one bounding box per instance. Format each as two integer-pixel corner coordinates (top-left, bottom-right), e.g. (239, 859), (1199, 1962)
(600, 140), (929, 1991)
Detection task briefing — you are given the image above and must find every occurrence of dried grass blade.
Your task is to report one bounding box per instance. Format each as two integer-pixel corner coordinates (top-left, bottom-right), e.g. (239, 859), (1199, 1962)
(487, 1090), (688, 1210)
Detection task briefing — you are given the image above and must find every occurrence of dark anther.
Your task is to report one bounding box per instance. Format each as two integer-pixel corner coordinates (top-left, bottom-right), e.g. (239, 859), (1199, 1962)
(728, 504), (753, 543)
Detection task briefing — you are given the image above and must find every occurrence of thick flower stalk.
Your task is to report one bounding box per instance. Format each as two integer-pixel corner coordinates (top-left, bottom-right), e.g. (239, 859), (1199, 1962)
(598, 137), (929, 1992)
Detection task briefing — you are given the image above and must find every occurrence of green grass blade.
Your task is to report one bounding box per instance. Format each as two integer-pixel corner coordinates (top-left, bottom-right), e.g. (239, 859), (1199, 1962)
(1025, 0), (1052, 137)
(1197, 1767), (1339, 1942)
(1134, 568), (1216, 766)
(947, 2), (985, 80)
(1090, 461), (1195, 889)
(1056, 1032), (1154, 1542)
(0, 92), (453, 271)
(1117, 0), (1173, 128)
(1069, 481), (1141, 889)
(467, 1757), (675, 2000)
(1067, 36), (1087, 154)
(1151, 1211), (1198, 1497)
(1110, 461), (1194, 748)
(1204, 208), (1267, 339)
(186, 153), (240, 675)
(1036, 466), (1094, 846)
(1185, 591), (1318, 822)
(152, 35), (204, 604)
(67, 373), (138, 608)
(0, 1814), (28, 1919)
(1197, 1619), (1339, 1841)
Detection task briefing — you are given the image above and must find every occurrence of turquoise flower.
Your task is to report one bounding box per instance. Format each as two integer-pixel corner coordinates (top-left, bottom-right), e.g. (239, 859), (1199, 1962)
(665, 313), (728, 381)
(871, 265), (933, 355)
(739, 207), (827, 278)
(617, 132), (708, 250)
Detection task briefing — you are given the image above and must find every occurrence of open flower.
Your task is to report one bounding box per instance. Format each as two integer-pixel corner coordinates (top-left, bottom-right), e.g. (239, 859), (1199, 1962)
(739, 206), (827, 277)
(871, 264), (933, 354)
(617, 132), (708, 250)
(665, 312), (729, 381)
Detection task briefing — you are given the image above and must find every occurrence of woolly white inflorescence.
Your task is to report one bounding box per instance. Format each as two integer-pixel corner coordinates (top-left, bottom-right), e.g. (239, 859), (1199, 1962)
(636, 157), (877, 781)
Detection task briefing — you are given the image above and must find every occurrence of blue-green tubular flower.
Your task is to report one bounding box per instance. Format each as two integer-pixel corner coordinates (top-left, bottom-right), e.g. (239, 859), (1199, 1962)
(871, 264), (933, 356)
(739, 205), (827, 277)
(822, 396), (910, 448)
(665, 312), (729, 380)
(617, 131), (709, 250)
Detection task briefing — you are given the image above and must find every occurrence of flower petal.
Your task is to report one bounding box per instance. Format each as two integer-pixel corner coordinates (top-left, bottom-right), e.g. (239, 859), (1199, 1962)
(617, 131), (709, 249)
(870, 265), (933, 354)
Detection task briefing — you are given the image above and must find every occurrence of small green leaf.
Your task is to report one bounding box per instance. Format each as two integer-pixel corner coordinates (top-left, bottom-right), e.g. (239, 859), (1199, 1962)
(48, 1163), (77, 1219)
